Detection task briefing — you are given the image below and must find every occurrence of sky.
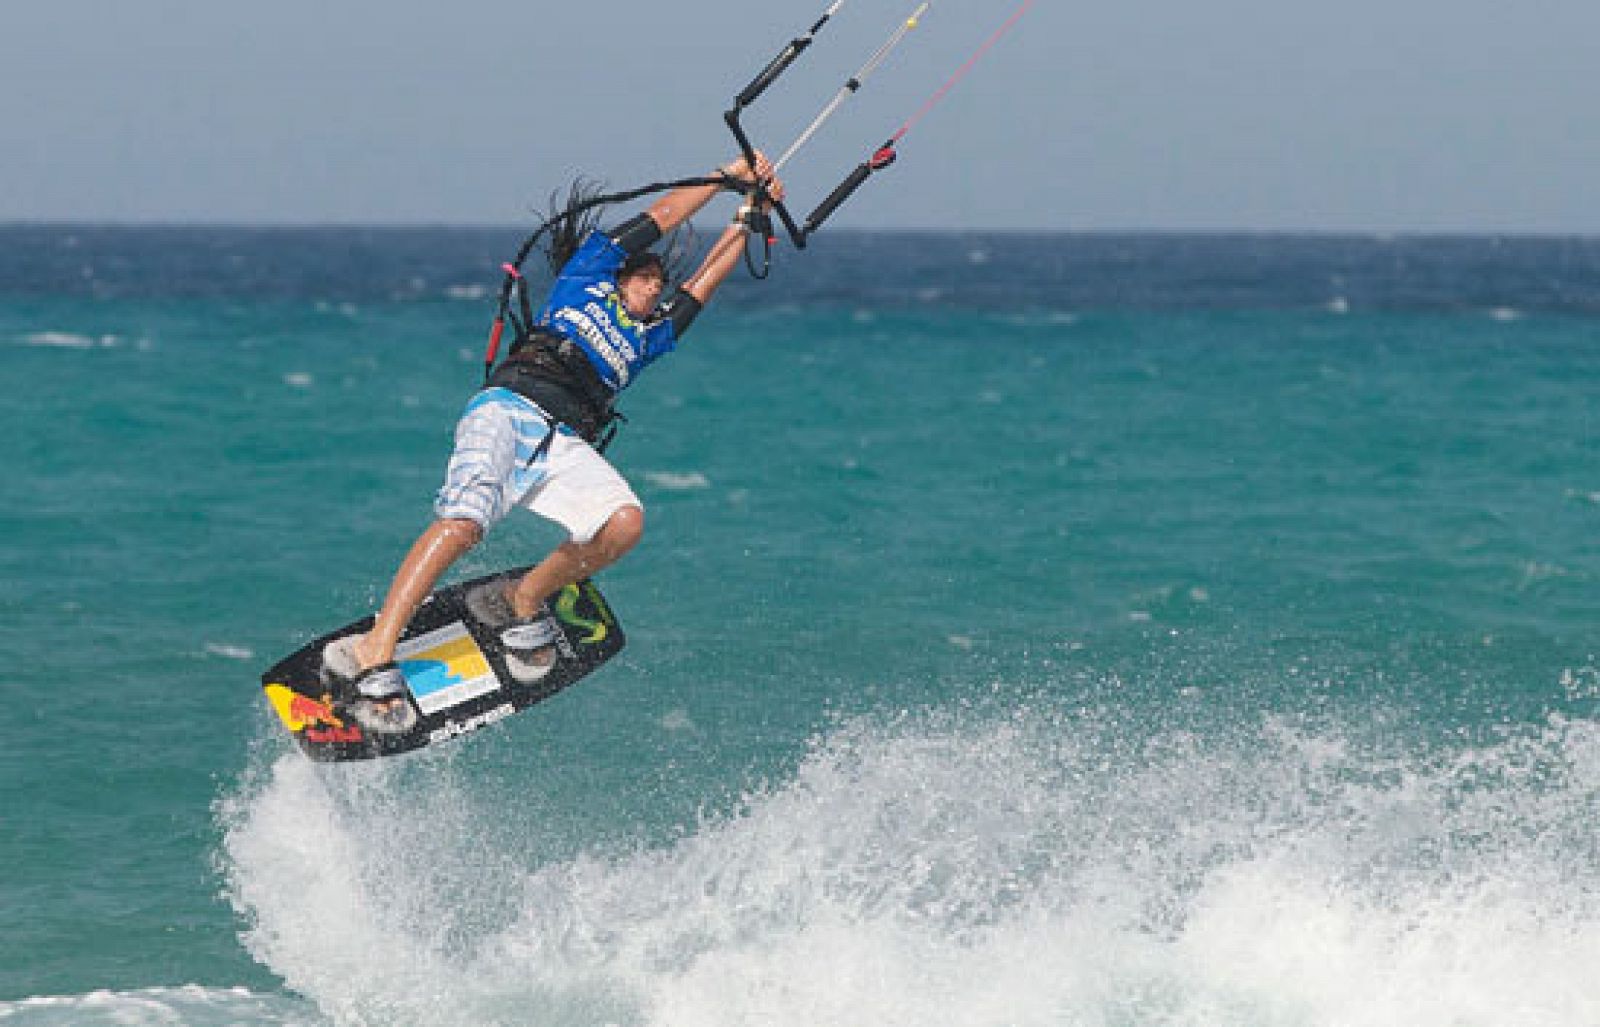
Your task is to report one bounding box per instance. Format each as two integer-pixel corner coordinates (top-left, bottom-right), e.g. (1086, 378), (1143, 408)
(4, 0), (1598, 232)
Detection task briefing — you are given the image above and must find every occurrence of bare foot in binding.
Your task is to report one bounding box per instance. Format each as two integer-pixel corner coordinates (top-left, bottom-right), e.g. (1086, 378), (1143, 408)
(320, 636), (419, 734)
(466, 581), (560, 684)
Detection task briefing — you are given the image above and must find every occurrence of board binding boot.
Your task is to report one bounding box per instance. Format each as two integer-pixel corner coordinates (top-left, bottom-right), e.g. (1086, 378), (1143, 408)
(319, 636), (420, 735)
(465, 581), (560, 684)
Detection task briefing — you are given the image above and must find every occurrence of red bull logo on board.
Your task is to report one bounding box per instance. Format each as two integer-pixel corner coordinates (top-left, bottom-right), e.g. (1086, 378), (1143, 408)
(263, 685), (366, 745)
(264, 684), (343, 732)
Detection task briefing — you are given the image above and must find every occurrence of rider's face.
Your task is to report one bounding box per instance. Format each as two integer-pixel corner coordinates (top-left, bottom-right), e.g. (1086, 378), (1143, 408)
(618, 268), (665, 320)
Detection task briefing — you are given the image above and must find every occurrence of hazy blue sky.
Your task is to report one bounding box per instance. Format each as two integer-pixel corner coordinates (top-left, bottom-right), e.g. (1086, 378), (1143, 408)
(5, 0), (1597, 231)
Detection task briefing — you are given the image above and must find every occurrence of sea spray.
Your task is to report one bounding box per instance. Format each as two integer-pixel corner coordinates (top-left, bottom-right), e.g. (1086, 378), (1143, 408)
(219, 700), (1600, 1026)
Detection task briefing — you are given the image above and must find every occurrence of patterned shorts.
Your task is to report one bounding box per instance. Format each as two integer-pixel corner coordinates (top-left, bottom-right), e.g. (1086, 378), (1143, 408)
(433, 388), (640, 543)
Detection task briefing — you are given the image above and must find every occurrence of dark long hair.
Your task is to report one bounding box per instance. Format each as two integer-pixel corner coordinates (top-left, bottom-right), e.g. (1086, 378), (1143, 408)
(538, 176), (699, 287)
(541, 178), (611, 276)
(658, 223), (695, 284)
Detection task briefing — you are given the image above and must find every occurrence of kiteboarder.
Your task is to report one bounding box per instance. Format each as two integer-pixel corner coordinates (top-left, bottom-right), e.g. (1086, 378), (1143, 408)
(324, 151), (785, 705)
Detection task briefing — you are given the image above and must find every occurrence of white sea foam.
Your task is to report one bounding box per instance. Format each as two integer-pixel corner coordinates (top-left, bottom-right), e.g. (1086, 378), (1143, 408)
(0, 985), (311, 1025)
(218, 706), (1600, 1026)
(642, 471), (710, 491)
(204, 641), (255, 660)
(21, 331), (121, 349)
(658, 708), (696, 733)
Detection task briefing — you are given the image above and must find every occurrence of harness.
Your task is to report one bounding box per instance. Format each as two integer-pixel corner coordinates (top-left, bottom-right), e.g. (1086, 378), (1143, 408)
(481, 257), (626, 451)
(488, 326), (624, 452)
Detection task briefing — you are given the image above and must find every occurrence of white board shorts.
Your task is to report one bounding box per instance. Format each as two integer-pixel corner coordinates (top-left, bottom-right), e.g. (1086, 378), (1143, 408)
(433, 387), (640, 544)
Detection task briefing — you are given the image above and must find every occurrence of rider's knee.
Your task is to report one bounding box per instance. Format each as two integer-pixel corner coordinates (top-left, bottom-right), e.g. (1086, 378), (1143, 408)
(601, 505), (644, 555)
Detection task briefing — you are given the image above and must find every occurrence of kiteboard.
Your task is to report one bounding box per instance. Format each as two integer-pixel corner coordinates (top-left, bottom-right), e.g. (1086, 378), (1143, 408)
(260, 568), (624, 762)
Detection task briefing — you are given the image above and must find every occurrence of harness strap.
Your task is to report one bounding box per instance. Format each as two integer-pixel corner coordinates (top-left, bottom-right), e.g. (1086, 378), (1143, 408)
(525, 410), (560, 469)
(489, 332), (622, 448)
(593, 410), (627, 454)
(515, 276), (536, 344)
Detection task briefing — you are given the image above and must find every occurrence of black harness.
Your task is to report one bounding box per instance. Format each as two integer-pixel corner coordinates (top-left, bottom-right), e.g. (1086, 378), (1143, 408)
(487, 329), (624, 451)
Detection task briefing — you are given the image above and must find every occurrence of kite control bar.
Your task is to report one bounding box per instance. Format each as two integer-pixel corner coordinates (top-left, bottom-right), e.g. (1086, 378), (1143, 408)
(722, 0), (1031, 248)
(722, 1), (852, 251)
(802, 140), (899, 238)
(724, 2), (926, 251)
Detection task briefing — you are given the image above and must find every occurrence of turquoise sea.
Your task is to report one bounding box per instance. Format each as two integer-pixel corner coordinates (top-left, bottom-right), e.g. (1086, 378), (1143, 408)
(3, 227), (1600, 1024)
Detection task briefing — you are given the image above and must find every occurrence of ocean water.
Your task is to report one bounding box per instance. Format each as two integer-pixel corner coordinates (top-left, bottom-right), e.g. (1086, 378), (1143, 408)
(3, 226), (1600, 1025)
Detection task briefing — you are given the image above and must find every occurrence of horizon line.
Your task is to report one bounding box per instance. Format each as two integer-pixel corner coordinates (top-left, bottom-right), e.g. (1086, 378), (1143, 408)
(3, 220), (1599, 241)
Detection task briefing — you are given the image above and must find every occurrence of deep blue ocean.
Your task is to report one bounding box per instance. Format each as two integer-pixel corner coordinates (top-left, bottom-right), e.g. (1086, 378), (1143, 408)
(4, 225), (1600, 1025)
